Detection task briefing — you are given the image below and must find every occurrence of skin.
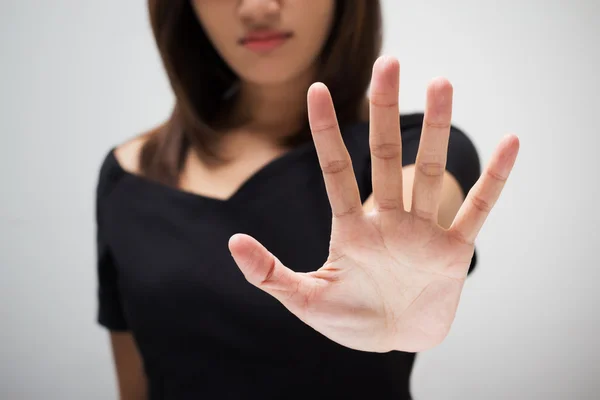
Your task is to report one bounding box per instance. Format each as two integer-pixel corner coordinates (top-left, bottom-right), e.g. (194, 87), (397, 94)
(229, 59), (520, 353)
(191, 0), (335, 136)
(109, 0), (520, 397)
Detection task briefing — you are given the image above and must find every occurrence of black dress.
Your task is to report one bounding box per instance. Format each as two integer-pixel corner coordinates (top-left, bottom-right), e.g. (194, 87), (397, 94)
(96, 113), (481, 399)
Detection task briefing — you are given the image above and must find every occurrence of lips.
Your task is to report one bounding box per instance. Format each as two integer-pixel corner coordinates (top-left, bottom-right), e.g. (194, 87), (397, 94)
(239, 30), (293, 53)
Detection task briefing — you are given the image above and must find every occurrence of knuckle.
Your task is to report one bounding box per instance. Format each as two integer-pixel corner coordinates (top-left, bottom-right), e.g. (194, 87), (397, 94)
(332, 205), (360, 219)
(423, 119), (451, 130)
(449, 228), (472, 246)
(486, 168), (508, 183)
(371, 142), (401, 160)
(369, 94), (398, 108)
(376, 198), (401, 212)
(259, 256), (277, 285)
(321, 159), (351, 175)
(470, 194), (492, 213)
(311, 122), (337, 134)
(417, 161), (445, 177)
(411, 207), (435, 221)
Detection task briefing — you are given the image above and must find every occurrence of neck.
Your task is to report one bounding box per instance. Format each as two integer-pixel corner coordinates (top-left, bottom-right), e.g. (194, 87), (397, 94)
(231, 67), (315, 140)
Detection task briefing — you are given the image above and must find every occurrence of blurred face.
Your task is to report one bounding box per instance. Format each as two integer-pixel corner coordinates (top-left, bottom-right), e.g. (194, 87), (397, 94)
(192, 0), (336, 86)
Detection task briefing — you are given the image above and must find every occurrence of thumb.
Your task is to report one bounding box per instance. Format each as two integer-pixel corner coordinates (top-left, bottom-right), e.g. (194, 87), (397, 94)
(228, 233), (316, 309)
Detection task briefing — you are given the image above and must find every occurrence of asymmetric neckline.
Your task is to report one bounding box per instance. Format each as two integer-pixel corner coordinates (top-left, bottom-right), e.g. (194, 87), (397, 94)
(106, 120), (369, 205)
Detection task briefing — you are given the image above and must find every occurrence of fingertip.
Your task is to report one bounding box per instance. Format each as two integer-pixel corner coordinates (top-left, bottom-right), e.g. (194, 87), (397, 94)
(426, 77), (453, 111)
(228, 234), (268, 282)
(504, 133), (521, 158)
(228, 233), (241, 246)
(371, 55), (400, 93)
(228, 233), (248, 253)
(308, 82), (328, 98)
(500, 133), (519, 148)
(307, 82), (335, 124)
(307, 82), (331, 109)
(374, 54), (400, 72)
(428, 77), (453, 95)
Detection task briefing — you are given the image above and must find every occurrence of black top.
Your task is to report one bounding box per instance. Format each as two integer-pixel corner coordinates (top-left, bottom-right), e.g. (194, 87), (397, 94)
(96, 113), (481, 400)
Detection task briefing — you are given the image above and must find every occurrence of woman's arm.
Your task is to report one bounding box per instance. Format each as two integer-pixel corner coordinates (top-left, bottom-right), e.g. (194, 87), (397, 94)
(109, 332), (148, 400)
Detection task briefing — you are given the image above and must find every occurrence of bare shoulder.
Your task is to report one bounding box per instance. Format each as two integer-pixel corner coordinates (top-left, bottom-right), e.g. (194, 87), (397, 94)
(113, 125), (160, 174)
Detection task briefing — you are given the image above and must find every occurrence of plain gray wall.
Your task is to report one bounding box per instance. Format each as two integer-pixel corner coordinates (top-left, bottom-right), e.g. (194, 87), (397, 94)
(1, 0), (599, 399)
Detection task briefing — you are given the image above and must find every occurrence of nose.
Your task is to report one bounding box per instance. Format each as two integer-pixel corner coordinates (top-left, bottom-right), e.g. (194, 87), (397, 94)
(238, 0), (281, 27)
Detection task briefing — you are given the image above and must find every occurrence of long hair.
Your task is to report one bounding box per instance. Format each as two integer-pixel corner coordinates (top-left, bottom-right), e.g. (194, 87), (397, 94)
(142, 0), (382, 186)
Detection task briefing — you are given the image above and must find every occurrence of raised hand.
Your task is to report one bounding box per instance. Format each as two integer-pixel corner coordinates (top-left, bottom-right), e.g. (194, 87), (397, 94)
(228, 55), (520, 353)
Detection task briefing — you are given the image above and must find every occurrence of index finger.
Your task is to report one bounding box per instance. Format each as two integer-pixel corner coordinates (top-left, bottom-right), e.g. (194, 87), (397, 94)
(307, 83), (362, 220)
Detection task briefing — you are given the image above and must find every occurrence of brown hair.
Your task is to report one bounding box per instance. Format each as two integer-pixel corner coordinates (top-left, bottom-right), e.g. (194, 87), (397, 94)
(142, 0), (382, 186)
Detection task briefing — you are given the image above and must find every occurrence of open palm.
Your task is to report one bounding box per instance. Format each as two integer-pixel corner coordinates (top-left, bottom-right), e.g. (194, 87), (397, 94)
(228, 55), (520, 353)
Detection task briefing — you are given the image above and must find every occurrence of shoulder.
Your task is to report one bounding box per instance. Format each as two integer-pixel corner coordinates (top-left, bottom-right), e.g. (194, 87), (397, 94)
(96, 126), (160, 200)
(113, 127), (157, 175)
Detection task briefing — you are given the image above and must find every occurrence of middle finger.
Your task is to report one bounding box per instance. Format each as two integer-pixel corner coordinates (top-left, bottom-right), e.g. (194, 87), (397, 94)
(411, 78), (453, 222)
(369, 56), (404, 214)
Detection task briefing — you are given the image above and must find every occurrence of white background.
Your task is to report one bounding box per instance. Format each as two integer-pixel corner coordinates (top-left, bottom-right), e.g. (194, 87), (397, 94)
(1, 0), (599, 398)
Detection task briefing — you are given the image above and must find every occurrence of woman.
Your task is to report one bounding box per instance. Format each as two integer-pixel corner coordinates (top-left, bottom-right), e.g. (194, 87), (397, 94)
(96, 0), (519, 398)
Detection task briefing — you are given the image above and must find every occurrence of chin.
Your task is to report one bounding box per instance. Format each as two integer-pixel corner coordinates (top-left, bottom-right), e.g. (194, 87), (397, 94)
(232, 56), (315, 87)
(241, 71), (297, 86)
